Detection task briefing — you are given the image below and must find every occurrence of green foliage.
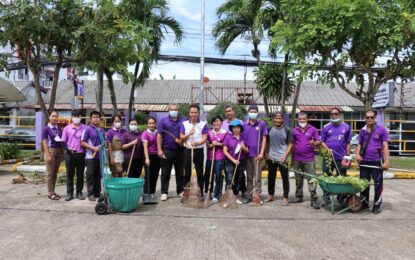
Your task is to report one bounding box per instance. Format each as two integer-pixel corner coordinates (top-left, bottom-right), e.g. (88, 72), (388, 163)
(138, 124), (148, 132)
(206, 102), (247, 124)
(261, 117), (272, 127)
(319, 147), (334, 175)
(0, 142), (22, 160)
(134, 112), (149, 125)
(178, 103), (190, 118)
(309, 175), (369, 192)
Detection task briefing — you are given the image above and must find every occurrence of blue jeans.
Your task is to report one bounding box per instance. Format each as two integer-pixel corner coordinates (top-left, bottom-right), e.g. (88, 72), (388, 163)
(204, 159), (224, 199)
(224, 159), (246, 196)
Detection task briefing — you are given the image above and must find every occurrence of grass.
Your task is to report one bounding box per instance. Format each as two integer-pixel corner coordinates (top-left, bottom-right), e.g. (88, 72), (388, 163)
(20, 150), (41, 158)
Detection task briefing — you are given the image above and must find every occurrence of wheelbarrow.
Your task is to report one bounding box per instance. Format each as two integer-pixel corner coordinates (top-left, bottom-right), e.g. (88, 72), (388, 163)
(290, 168), (366, 215)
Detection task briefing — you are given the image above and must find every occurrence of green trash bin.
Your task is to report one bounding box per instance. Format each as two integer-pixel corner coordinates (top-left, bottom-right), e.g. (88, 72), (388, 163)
(105, 178), (144, 212)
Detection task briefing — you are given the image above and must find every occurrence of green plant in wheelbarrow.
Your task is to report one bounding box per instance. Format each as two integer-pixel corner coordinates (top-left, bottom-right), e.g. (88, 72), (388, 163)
(309, 176), (369, 192)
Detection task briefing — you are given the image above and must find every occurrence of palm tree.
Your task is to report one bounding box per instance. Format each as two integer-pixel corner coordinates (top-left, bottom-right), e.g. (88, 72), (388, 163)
(120, 0), (183, 121)
(212, 0), (271, 115)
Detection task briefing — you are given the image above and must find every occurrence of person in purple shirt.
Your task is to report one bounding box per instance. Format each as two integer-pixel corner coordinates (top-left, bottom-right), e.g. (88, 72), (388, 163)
(180, 104), (208, 199)
(42, 110), (64, 200)
(81, 111), (106, 201)
(223, 120), (249, 205)
(121, 119), (144, 178)
(142, 117), (161, 203)
(157, 103), (185, 201)
(106, 115), (127, 177)
(243, 104), (268, 203)
(204, 116), (227, 203)
(222, 105), (238, 133)
(321, 107), (352, 176)
(61, 110), (87, 201)
(290, 112), (321, 209)
(356, 110), (390, 214)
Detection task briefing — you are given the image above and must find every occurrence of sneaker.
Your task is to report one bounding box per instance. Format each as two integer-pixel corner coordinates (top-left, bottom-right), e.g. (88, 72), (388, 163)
(236, 199), (243, 205)
(281, 197), (289, 206)
(88, 196), (95, 201)
(65, 194), (73, 201)
(160, 193), (168, 201)
(292, 197), (304, 203)
(212, 198), (219, 203)
(76, 193), (85, 200)
(372, 207), (382, 214)
(311, 201), (320, 209)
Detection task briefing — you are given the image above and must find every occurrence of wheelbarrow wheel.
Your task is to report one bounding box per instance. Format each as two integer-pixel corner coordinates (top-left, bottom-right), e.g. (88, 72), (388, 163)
(346, 195), (362, 212)
(95, 202), (108, 215)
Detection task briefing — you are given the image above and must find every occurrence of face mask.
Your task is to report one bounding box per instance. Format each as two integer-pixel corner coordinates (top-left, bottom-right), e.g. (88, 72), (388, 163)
(248, 113), (258, 120)
(330, 118), (341, 123)
(169, 111), (178, 118)
(72, 117), (81, 124)
(298, 122), (307, 128)
(129, 125), (138, 132)
(114, 122), (121, 129)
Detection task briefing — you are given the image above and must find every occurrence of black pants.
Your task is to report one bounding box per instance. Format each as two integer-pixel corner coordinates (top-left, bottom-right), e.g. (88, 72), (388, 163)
(161, 149), (184, 195)
(360, 161), (383, 208)
(123, 158), (144, 178)
(183, 148), (205, 194)
(266, 160), (289, 198)
(86, 159), (101, 197)
(224, 159), (246, 196)
(144, 154), (161, 194)
(322, 159), (347, 176)
(65, 152), (85, 196)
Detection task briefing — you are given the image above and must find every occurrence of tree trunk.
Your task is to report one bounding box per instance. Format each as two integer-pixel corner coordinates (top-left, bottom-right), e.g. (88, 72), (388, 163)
(280, 53), (289, 113)
(97, 68), (104, 114)
(48, 50), (63, 115)
(290, 80), (302, 129)
(128, 62), (141, 124)
(104, 68), (118, 115)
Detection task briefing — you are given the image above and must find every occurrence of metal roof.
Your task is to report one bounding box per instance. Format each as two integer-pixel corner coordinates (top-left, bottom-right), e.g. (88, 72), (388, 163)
(0, 77), (26, 102)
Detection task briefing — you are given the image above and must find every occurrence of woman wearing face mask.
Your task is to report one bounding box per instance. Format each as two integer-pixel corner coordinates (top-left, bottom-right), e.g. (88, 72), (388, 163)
(122, 119), (144, 178)
(106, 115), (127, 177)
(142, 117), (161, 203)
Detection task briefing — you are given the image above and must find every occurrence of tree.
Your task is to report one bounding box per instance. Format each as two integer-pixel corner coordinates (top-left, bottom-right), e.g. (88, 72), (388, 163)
(73, 0), (151, 115)
(206, 102), (247, 125)
(253, 64), (294, 114)
(0, 0), (87, 120)
(271, 0), (415, 110)
(120, 0), (183, 122)
(212, 0), (271, 115)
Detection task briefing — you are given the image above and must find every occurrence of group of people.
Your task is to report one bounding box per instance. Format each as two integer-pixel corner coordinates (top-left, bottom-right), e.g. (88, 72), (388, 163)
(41, 104), (390, 214)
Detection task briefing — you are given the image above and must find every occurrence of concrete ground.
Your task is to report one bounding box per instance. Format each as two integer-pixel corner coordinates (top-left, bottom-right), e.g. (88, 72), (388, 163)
(0, 172), (414, 260)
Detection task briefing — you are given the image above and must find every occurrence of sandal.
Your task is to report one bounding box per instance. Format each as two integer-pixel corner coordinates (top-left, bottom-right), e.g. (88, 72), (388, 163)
(48, 193), (60, 200)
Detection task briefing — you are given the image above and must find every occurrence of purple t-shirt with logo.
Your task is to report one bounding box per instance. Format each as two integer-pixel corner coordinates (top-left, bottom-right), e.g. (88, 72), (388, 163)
(106, 128), (127, 143)
(157, 116), (185, 151)
(42, 124), (64, 148)
(358, 124), (389, 161)
(141, 129), (158, 155)
(81, 126), (105, 159)
(223, 134), (248, 161)
(321, 122), (351, 160)
(242, 120), (268, 157)
(291, 124), (320, 162)
(207, 129), (227, 160)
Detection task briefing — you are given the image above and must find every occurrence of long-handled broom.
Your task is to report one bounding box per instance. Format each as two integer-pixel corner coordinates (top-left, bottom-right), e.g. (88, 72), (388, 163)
(220, 150), (242, 209)
(204, 146), (215, 208)
(251, 125), (263, 206)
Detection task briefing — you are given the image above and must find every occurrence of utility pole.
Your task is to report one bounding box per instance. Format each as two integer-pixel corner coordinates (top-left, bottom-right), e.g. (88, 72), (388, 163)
(199, 0), (205, 115)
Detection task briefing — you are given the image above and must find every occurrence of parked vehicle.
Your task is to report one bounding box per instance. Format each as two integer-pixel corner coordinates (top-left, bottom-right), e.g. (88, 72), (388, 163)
(0, 128), (35, 144)
(350, 133), (400, 154)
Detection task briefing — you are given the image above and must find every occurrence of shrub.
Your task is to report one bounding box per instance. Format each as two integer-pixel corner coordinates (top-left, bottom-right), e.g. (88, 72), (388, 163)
(207, 102), (246, 125)
(0, 142), (22, 160)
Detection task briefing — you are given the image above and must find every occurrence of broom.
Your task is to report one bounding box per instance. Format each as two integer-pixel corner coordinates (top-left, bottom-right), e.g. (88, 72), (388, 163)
(125, 144), (136, 177)
(204, 146), (215, 208)
(182, 134), (202, 208)
(251, 125), (263, 206)
(220, 150), (242, 209)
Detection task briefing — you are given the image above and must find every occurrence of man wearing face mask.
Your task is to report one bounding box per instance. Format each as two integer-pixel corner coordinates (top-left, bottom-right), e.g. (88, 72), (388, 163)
(157, 103), (185, 201)
(291, 112), (321, 209)
(62, 110), (87, 201)
(321, 108), (351, 176)
(243, 104), (268, 203)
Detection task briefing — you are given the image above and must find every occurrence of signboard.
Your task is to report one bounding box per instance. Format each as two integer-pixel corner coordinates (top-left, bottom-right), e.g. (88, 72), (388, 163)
(372, 82), (394, 108)
(76, 82), (84, 100)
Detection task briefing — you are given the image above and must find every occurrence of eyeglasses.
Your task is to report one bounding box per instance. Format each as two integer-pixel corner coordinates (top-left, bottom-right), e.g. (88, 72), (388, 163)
(366, 116), (375, 119)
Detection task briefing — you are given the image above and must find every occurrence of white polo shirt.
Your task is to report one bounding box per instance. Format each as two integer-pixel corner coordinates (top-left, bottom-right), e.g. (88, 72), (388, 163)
(180, 120), (208, 149)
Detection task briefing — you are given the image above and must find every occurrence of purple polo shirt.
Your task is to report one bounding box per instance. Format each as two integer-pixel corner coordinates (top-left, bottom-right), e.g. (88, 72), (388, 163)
(106, 128), (127, 143)
(291, 124), (320, 162)
(321, 122), (351, 160)
(358, 124), (389, 161)
(207, 129), (227, 160)
(121, 131), (144, 159)
(142, 129), (158, 155)
(42, 124), (64, 148)
(157, 116), (185, 150)
(242, 120), (268, 157)
(222, 118), (239, 133)
(223, 134), (248, 160)
(81, 126), (106, 159)
(62, 123), (87, 153)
